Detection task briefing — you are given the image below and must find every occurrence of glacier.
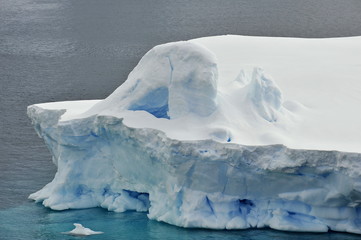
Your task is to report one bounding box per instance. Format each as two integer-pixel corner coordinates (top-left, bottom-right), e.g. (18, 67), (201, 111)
(28, 35), (361, 234)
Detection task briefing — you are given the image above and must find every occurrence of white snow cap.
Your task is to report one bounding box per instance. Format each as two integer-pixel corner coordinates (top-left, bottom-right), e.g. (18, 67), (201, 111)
(78, 35), (361, 153)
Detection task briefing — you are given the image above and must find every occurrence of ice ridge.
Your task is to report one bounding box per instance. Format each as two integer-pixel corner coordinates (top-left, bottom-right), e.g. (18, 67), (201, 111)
(247, 68), (283, 122)
(86, 41), (218, 120)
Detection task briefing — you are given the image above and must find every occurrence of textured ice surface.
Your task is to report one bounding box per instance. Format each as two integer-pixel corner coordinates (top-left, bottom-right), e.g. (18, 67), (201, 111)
(28, 36), (361, 234)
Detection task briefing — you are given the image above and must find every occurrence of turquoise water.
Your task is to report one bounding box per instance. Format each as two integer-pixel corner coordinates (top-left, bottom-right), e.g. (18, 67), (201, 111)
(1, 202), (361, 240)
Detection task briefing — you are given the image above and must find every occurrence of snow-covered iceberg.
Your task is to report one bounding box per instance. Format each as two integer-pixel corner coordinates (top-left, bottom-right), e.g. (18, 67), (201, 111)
(28, 35), (361, 234)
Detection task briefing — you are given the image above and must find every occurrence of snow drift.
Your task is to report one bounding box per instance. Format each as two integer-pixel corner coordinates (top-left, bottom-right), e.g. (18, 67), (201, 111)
(28, 35), (361, 234)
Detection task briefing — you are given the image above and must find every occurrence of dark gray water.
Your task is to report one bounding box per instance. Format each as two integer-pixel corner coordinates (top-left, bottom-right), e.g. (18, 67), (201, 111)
(1, 0), (361, 238)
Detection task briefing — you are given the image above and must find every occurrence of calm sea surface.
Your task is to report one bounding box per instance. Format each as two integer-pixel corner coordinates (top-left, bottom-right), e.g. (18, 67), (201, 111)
(1, 0), (361, 239)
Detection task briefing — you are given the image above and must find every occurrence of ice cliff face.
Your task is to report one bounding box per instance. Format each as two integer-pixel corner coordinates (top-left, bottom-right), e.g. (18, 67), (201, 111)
(28, 36), (361, 234)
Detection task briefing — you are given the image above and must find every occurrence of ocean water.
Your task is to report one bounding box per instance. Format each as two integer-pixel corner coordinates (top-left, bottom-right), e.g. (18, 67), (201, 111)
(1, 0), (361, 239)
(2, 202), (361, 240)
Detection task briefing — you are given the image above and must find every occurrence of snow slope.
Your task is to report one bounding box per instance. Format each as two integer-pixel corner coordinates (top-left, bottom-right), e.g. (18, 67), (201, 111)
(28, 35), (361, 234)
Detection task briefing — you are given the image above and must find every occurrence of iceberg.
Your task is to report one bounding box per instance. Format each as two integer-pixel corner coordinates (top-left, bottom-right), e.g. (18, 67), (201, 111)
(28, 35), (361, 234)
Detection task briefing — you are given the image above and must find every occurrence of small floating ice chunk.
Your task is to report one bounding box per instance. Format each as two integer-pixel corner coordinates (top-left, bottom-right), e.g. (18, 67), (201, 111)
(62, 223), (103, 236)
